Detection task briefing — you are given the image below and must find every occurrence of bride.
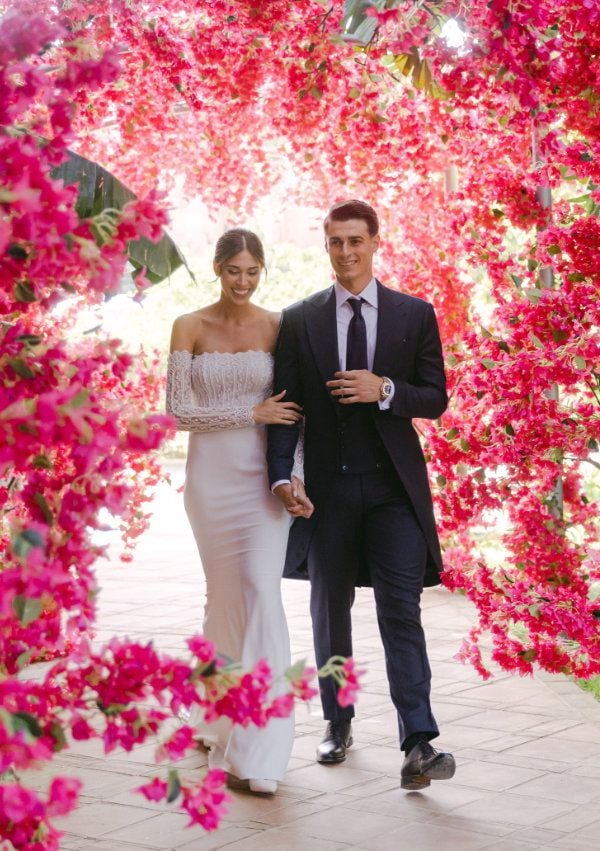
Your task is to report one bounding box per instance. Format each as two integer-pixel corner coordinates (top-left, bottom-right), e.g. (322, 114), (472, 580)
(166, 228), (312, 795)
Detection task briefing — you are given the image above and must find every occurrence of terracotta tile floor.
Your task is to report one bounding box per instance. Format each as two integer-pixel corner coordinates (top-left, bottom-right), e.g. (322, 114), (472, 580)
(24, 462), (600, 849)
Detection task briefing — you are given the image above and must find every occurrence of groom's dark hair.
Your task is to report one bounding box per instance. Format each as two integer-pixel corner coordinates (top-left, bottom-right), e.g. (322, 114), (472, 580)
(323, 200), (379, 237)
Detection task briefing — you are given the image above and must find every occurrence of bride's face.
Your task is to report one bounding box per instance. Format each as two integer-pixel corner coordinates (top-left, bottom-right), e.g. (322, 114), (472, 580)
(215, 249), (262, 304)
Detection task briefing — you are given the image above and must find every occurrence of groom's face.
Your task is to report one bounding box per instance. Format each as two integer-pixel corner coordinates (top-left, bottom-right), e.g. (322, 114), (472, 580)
(324, 218), (379, 293)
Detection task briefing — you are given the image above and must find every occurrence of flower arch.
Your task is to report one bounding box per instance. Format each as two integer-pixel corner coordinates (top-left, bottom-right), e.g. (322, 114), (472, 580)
(1, 0), (599, 846)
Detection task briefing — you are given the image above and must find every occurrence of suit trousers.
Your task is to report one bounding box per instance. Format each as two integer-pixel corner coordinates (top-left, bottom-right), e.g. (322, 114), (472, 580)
(307, 465), (439, 747)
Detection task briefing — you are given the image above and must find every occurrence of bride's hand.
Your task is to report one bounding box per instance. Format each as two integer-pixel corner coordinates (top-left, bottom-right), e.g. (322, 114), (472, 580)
(253, 390), (302, 425)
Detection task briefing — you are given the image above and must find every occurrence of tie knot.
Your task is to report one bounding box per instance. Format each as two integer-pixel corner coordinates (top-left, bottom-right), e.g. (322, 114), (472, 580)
(348, 298), (364, 316)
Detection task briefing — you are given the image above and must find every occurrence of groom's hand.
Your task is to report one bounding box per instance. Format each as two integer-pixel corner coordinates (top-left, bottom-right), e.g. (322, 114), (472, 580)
(273, 480), (314, 518)
(327, 370), (382, 404)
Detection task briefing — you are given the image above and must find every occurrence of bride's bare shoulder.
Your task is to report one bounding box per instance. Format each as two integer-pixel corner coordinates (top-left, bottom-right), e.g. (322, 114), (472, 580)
(170, 307), (213, 352)
(259, 308), (281, 331)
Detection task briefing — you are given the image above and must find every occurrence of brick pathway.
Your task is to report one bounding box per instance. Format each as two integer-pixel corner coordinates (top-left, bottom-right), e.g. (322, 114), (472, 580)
(25, 462), (600, 850)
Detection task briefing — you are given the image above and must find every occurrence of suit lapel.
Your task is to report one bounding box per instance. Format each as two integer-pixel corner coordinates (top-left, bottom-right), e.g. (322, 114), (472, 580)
(372, 281), (410, 376)
(304, 286), (340, 402)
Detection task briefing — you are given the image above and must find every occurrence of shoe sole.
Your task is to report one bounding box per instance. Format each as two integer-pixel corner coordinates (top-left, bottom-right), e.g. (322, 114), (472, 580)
(401, 754), (456, 790)
(316, 737), (353, 764)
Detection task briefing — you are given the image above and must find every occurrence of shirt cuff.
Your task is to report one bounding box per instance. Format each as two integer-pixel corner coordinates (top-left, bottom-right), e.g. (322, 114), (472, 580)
(377, 381), (395, 411)
(271, 479), (291, 493)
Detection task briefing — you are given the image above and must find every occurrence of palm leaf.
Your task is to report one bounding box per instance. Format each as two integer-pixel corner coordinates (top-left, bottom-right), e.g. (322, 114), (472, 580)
(52, 150), (192, 285)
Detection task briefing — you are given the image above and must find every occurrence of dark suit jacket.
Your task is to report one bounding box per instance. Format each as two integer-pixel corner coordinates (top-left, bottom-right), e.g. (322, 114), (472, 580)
(267, 281), (447, 587)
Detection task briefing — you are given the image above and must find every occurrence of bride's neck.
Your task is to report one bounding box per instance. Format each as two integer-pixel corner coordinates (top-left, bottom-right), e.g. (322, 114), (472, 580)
(215, 299), (256, 322)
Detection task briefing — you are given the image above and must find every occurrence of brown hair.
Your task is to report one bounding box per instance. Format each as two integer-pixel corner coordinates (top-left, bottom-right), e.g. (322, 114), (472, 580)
(323, 200), (379, 237)
(213, 228), (265, 270)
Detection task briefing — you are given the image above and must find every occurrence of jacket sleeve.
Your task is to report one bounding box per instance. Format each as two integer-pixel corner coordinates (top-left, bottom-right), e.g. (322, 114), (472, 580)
(166, 351), (255, 432)
(388, 302), (447, 420)
(267, 310), (303, 484)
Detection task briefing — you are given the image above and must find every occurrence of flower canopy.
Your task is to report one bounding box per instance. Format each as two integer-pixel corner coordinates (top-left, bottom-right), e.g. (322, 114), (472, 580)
(0, 0), (599, 846)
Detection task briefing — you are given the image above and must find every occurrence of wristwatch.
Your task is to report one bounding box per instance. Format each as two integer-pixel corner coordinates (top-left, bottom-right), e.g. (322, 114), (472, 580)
(379, 376), (393, 401)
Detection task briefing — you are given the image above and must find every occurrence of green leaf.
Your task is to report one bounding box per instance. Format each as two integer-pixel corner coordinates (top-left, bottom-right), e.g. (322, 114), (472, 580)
(530, 334), (544, 349)
(460, 438), (470, 452)
(50, 721), (67, 753)
(51, 150), (192, 286)
(285, 659), (308, 681)
(546, 244), (561, 255)
(14, 280), (36, 303)
(497, 340), (510, 354)
(573, 355), (587, 370)
(167, 769), (182, 803)
(342, 1), (377, 44)
(524, 288), (542, 304)
(310, 85), (323, 100)
(551, 329), (568, 343)
(505, 423), (515, 436)
(32, 454), (53, 469)
(70, 390), (90, 408)
(436, 474), (447, 488)
(12, 595), (43, 626)
(34, 492), (53, 525)
(445, 427), (459, 440)
(16, 649), (34, 670)
(348, 86), (361, 99)
(15, 334), (42, 347)
(481, 358), (496, 370)
(8, 358), (36, 379)
(510, 274), (523, 288)
(12, 528), (45, 560)
(445, 353), (458, 368)
(11, 711), (43, 739)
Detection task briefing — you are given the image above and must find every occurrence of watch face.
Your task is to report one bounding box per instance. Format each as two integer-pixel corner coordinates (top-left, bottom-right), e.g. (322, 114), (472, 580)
(382, 379), (392, 398)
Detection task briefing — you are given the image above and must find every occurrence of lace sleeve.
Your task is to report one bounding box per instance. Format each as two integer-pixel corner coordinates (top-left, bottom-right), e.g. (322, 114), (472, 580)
(166, 351), (255, 433)
(291, 419), (305, 481)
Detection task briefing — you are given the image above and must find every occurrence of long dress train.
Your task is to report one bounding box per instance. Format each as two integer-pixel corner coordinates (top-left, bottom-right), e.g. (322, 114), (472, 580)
(166, 349), (294, 781)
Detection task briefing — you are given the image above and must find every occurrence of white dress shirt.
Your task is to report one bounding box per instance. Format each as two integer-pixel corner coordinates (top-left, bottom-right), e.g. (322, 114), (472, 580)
(335, 278), (394, 409)
(272, 278), (395, 489)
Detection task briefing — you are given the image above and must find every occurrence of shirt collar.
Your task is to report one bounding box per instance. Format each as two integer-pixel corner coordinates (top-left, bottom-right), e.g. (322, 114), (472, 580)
(334, 277), (378, 310)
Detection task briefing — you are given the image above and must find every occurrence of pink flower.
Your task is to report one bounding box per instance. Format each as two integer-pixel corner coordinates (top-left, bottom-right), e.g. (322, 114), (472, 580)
(0, 783), (41, 822)
(187, 635), (216, 666)
(182, 769), (229, 831)
(337, 658), (364, 708)
(137, 777), (168, 802)
(47, 777), (81, 817)
(289, 665), (319, 702)
(156, 725), (195, 762)
(267, 694), (294, 718)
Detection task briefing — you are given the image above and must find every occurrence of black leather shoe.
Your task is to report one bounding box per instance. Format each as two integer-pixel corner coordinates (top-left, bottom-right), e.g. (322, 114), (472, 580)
(401, 741), (456, 790)
(316, 721), (353, 763)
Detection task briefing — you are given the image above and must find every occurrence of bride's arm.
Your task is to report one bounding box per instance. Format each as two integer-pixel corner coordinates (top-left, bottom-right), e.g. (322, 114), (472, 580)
(166, 317), (254, 432)
(166, 350), (256, 433)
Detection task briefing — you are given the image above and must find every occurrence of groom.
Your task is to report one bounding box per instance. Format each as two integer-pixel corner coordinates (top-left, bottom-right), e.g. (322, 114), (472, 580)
(267, 200), (455, 790)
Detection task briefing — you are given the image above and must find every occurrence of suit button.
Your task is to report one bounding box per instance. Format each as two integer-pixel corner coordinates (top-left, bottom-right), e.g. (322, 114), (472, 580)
(376, 463), (381, 469)
(341, 464), (348, 472)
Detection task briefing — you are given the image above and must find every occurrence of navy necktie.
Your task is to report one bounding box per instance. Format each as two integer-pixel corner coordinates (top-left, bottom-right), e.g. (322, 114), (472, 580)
(346, 298), (368, 371)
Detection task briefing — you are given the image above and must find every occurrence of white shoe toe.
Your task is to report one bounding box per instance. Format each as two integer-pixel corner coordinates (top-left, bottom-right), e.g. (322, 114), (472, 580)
(248, 778), (277, 794)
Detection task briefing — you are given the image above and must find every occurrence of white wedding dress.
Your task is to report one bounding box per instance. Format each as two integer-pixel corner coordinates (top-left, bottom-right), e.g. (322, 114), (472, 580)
(166, 350), (294, 781)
